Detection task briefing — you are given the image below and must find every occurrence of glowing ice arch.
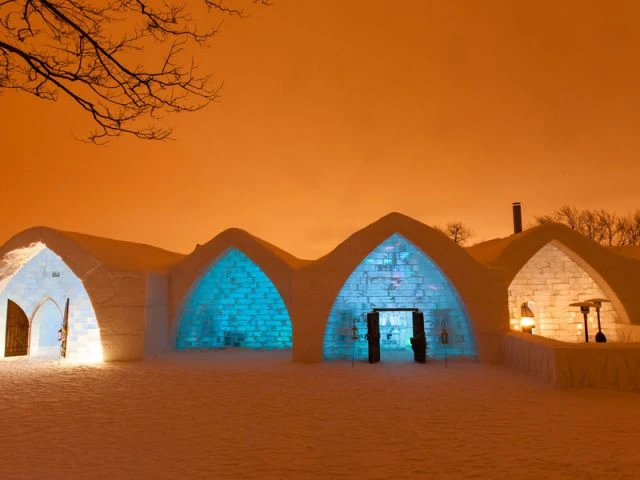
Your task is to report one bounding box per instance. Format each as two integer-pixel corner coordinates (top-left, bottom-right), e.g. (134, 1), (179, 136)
(177, 248), (292, 350)
(508, 241), (620, 342)
(0, 243), (103, 363)
(323, 234), (475, 360)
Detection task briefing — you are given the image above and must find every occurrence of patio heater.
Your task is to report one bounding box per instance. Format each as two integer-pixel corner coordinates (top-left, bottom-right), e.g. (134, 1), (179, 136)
(570, 302), (595, 343)
(584, 298), (610, 343)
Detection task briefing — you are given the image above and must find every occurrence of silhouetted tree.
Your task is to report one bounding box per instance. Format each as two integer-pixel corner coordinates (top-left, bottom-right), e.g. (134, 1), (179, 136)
(0, 0), (267, 142)
(596, 209), (617, 246)
(616, 210), (640, 246)
(534, 206), (640, 246)
(435, 221), (474, 246)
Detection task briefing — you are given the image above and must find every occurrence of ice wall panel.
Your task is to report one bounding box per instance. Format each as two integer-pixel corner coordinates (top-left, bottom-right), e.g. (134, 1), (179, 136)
(177, 249), (292, 350)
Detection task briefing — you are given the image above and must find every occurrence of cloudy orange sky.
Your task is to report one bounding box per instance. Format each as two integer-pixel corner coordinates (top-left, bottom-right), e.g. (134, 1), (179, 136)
(2, 0), (639, 259)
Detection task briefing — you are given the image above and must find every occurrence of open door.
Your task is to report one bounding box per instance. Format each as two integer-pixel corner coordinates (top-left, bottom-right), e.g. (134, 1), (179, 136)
(411, 311), (427, 363)
(366, 311), (380, 363)
(60, 298), (70, 359)
(5, 299), (29, 357)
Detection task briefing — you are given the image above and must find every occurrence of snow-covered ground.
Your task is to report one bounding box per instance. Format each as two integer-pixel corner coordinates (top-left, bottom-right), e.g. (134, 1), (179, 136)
(0, 351), (638, 480)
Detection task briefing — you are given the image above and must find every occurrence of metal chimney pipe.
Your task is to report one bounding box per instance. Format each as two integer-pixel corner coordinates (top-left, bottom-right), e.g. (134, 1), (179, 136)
(513, 202), (522, 234)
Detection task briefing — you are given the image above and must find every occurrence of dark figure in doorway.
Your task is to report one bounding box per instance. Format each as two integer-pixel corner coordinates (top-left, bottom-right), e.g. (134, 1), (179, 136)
(410, 331), (427, 363)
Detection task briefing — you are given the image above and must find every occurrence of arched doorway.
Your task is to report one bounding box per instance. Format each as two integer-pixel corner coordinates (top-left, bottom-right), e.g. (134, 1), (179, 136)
(177, 248), (292, 350)
(0, 245), (102, 362)
(323, 234), (475, 361)
(30, 298), (64, 358)
(508, 242), (620, 342)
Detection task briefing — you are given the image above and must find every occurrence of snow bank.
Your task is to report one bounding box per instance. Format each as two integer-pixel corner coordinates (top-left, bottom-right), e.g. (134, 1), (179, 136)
(505, 331), (640, 390)
(1, 351), (639, 480)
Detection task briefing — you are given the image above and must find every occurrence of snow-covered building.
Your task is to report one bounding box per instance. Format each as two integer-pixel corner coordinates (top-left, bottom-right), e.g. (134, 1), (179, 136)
(0, 227), (183, 362)
(285, 213), (507, 363)
(2, 214), (640, 376)
(468, 223), (640, 342)
(165, 213), (507, 364)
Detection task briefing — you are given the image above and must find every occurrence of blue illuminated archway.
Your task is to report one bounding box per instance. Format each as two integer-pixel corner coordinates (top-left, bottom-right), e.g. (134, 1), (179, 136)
(323, 234), (475, 360)
(177, 248), (292, 350)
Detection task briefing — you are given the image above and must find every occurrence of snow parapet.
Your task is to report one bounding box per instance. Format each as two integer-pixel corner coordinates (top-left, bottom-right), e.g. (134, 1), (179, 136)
(504, 332), (640, 391)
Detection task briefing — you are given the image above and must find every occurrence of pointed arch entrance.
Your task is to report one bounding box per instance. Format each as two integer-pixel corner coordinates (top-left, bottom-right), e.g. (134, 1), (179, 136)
(323, 234), (475, 361)
(508, 242), (620, 342)
(176, 248), (292, 350)
(30, 298), (64, 358)
(0, 244), (102, 362)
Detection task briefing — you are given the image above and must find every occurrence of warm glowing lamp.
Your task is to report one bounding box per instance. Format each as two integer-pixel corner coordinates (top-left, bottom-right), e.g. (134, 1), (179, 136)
(520, 302), (535, 334)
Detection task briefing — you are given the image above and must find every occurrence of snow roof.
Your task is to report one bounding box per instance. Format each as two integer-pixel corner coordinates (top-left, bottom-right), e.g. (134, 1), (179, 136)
(467, 223), (640, 270)
(59, 230), (185, 272)
(466, 223), (592, 267)
(4, 216), (639, 276)
(188, 227), (310, 270)
(465, 235), (516, 265)
(608, 245), (640, 261)
(0, 227), (184, 273)
(229, 229), (312, 269)
(311, 211), (458, 266)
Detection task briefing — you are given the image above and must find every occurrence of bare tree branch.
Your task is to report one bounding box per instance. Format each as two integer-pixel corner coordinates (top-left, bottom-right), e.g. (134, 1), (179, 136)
(0, 0), (269, 142)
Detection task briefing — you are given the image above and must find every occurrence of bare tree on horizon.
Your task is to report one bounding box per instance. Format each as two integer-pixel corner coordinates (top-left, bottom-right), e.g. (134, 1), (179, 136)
(435, 221), (474, 246)
(0, 0), (268, 142)
(534, 206), (640, 246)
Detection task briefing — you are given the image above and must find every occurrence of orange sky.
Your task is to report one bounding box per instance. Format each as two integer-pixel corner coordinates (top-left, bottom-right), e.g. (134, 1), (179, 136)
(2, 0), (640, 259)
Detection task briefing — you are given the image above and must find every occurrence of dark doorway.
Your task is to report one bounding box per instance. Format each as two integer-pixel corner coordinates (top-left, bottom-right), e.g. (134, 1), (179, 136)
(411, 311), (426, 363)
(5, 299), (29, 357)
(366, 311), (381, 363)
(366, 308), (426, 363)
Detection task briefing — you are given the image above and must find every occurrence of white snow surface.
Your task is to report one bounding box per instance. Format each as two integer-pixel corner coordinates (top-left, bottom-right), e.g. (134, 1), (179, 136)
(1, 351), (639, 480)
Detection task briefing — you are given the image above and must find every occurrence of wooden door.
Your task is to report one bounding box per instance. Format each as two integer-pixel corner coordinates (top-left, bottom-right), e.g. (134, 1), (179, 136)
(366, 311), (380, 363)
(5, 300), (29, 357)
(411, 311), (427, 363)
(60, 298), (70, 358)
